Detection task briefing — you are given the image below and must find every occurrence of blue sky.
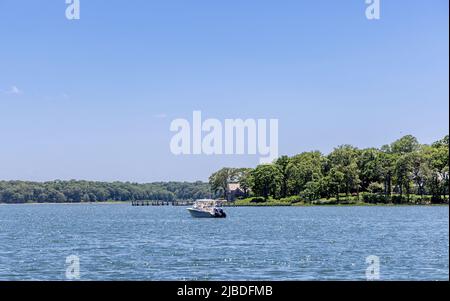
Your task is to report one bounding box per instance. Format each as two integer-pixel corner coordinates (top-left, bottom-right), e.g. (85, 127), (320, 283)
(0, 0), (448, 182)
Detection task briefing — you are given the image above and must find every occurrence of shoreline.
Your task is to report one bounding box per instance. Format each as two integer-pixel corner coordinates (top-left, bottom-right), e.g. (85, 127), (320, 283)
(0, 201), (448, 207)
(0, 201), (130, 205)
(225, 203), (449, 207)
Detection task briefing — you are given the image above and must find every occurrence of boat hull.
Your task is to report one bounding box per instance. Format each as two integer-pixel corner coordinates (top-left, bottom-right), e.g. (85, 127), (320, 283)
(187, 208), (226, 218)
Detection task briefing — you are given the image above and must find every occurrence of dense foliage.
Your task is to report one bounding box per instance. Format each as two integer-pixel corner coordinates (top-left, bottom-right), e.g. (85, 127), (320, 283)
(0, 181), (215, 203)
(2, 135), (448, 205)
(210, 135), (449, 204)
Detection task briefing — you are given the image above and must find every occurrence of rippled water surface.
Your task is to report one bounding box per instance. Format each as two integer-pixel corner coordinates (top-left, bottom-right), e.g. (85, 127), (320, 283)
(0, 204), (448, 280)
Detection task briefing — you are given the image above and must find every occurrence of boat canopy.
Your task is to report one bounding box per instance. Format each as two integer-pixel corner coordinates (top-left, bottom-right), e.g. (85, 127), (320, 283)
(193, 199), (224, 207)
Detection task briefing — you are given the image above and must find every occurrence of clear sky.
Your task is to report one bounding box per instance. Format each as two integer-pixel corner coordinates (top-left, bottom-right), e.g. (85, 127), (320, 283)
(0, 0), (448, 182)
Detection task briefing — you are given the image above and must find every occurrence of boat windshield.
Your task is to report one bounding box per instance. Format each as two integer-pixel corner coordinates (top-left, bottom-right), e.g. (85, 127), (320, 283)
(193, 199), (223, 208)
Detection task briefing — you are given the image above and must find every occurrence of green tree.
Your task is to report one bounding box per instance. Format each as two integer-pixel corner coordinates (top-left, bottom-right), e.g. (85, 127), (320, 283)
(208, 168), (239, 199)
(299, 180), (322, 202)
(379, 150), (395, 197)
(426, 137), (449, 202)
(358, 148), (384, 191)
(287, 151), (325, 195)
(393, 154), (413, 201)
(328, 145), (361, 199)
(390, 135), (420, 154)
(274, 155), (292, 198)
(236, 168), (253, 198)
(250, 164), (282, 199)
(326, 168), (345, 201)
(408, 149), (431, 198)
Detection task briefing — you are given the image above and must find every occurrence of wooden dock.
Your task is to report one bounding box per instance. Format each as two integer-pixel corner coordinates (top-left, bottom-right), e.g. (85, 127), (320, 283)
(131, 200), (195, 206)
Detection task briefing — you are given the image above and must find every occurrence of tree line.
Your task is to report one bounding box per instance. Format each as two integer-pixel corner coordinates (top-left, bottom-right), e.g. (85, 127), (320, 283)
(0, 181), (217, 204)
(1, 135), (447, 205)
(209, 135), (449, 204)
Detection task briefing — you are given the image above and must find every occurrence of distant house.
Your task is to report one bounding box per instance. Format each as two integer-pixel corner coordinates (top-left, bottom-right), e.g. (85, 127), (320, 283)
(226, 182), (245, 201)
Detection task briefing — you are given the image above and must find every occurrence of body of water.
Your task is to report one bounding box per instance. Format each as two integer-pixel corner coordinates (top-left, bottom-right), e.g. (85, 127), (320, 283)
(0, 204), (448, 280)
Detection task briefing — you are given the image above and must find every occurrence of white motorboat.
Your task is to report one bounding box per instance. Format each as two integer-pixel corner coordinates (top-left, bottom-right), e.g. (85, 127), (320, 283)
(187, 199), (227, 218)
